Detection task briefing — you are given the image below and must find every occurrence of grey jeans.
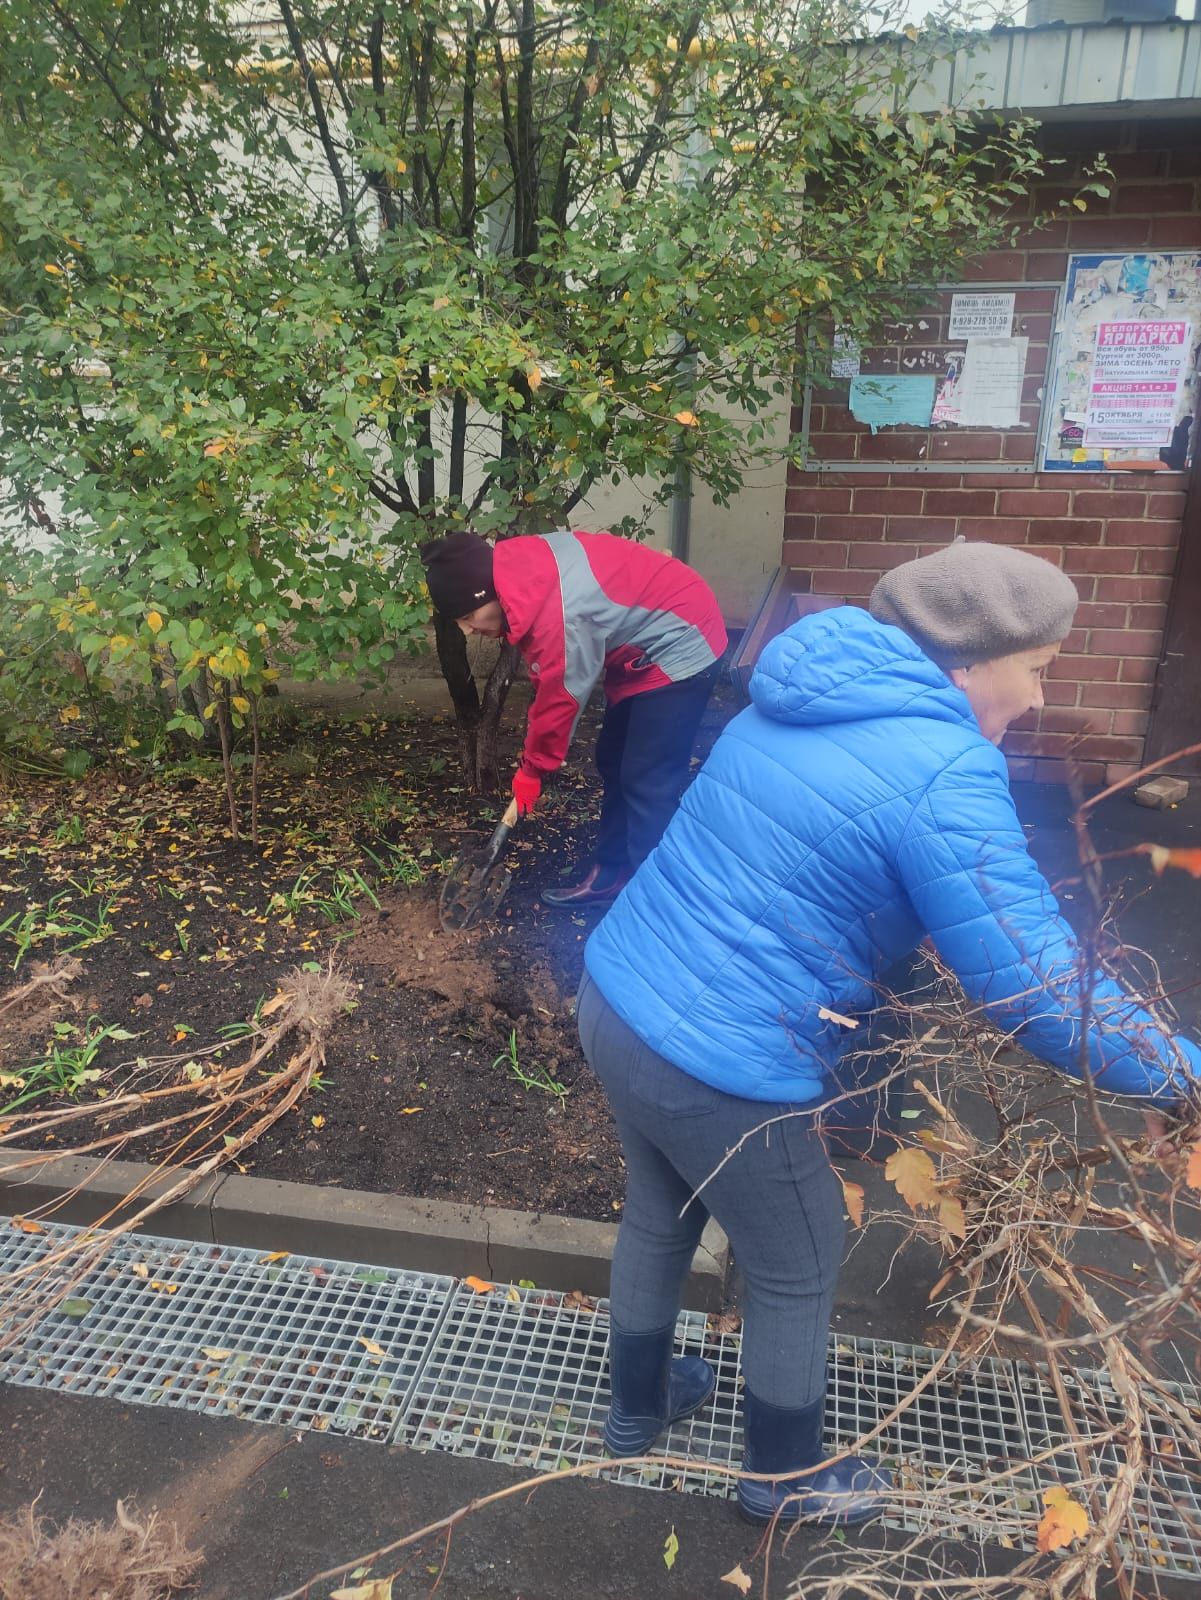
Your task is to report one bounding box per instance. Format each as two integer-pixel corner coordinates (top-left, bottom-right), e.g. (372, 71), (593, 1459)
(577, 970), (846, 1410)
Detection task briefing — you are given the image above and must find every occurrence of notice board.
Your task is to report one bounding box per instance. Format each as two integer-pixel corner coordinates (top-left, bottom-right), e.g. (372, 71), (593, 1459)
(1040, 251), (1201, 473)
(800, 284), (1058, 474)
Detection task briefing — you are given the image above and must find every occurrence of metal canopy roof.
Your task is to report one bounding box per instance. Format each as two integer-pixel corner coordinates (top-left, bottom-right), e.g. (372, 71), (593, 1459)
(861, 18), (1201, 122)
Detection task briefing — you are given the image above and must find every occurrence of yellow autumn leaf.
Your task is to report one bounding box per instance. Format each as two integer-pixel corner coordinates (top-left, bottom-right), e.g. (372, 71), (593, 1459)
(149, 1281), (179, 1294)
(1037, 1486), (1089, 1552)
(357, 1335), (386, 1358)
(44, 263), (63, 275)
(259, 1251), (289, 1264)
(1186, 1137), (1201, 1191)
(11, 1217), (45, 1235)
(938, 1196), (966, 1240)
(721, 1565), (752, 1595)
(840, 1176), (866, 1229)
(130, 1263), (149, 1279)
(673, 410), (699, 427)
(332, 1580), (394, 1600)
(747, 315), (761, 333)
(463, 1275), (494, 1294)
(260, 991), (293, 1018)
(58, 704), (81, 724)
(203, 437), (229, 457)
(231, 695), (251, 715)
(663, 1528), (679, 1571)
(400, 1106), (423, 1115)
(146, 610), (163, 633)
(201, 1347), (233, 1360)
(884, 1147), (940, 1211)
(527, 366), (543, 390)
(311, 1114), (326, 1129)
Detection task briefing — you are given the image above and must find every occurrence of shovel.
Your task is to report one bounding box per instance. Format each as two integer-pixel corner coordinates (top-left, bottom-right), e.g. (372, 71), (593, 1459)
(439, 797), (520, 931)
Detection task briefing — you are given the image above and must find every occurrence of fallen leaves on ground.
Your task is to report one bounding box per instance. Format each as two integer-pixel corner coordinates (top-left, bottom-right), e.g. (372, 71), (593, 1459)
(563, 1288), (597, 1313)
(1036, 1485), (1089, 1552)
(663, 1528), (680, 1570)
(463, 1275), (494, 1294)
(331, 1579), (394, 1600)
(356, 1336), (386, 1358)
(707, 1309), (741, 1335)
(721, 1564), (752, 1594)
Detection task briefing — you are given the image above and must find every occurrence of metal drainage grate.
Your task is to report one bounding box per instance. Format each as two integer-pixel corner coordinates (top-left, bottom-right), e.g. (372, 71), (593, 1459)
(1016, 1365), (1201, 1578)
(2, 1219), (1199, 1576)
(0, 1223), (453, 1441)
(828, 1339), (1042, 1546)
(396, 1287), (740, 1496)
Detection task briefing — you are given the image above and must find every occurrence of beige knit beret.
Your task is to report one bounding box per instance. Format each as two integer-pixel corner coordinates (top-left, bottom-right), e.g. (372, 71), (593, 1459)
(869, 538), (1079, 669)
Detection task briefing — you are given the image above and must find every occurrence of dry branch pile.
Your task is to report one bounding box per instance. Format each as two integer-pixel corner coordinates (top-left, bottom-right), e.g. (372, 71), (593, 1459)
(0, 962), (353, 1348)
(0, 1498), (198, 1600)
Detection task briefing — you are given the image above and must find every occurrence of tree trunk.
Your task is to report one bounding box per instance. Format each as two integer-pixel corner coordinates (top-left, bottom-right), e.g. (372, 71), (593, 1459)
(432, 615), (522, 794)
(433, 613), (483, 790)
(475, 642), (522, 795)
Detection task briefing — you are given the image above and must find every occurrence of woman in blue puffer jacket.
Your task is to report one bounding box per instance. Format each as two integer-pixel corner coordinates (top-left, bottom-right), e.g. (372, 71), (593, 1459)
(577, 539), (1200, 1527)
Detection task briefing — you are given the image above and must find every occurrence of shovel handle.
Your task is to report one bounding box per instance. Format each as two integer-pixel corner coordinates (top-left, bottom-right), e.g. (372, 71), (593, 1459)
(478, 797), (521, 872)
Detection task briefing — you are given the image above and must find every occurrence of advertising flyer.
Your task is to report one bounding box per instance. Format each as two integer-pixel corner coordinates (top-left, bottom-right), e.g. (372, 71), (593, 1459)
(948, 292), (1015, 341)
(1042, 252), (1201, 472)
(1083, 320), (1192, 447)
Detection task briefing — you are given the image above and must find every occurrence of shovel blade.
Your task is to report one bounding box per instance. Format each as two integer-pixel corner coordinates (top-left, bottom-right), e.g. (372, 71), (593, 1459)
(439, 856), (513, 932)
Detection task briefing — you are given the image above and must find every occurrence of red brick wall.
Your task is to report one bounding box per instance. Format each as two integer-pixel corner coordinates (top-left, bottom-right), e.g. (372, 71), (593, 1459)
(782, 124), (1201, 786)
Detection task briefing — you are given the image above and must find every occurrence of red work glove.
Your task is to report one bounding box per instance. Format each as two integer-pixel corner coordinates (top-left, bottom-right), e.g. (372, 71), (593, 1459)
(511, 768), (542, 817)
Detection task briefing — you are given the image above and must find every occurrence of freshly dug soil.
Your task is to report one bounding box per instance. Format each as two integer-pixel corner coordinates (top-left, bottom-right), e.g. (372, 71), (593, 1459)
(0, 680), (738, 1222)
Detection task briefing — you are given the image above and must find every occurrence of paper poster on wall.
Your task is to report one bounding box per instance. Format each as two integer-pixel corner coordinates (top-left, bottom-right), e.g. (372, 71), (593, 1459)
(1083, 320), (1192, 447)
(1042, 252), (1201, 472)
(848, 374), (936, 433)
(958, 338), (1028, 428)
(831, 328), (861, 380)
(948, 292), (1015, 340)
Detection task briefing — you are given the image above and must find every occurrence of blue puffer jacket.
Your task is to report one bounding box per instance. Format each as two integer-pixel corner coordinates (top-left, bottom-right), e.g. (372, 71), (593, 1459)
(585, 606), (1199, 1105)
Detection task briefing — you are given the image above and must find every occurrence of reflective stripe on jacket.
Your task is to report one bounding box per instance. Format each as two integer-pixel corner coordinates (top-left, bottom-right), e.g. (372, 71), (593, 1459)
(495, 531), (726, 778)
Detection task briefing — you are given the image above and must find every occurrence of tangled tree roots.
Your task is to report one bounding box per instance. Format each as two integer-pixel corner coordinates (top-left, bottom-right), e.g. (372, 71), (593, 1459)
(0, 960), (355, 1347)
(0, 1498), (199, 1600)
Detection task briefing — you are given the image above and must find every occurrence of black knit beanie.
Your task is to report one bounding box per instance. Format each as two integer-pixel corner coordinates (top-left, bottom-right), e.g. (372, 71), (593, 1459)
(420, 532), (497, 618)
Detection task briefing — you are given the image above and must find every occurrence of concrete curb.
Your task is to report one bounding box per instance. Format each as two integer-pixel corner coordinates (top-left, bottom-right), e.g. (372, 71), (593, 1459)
(0, 1149), (730, 1311)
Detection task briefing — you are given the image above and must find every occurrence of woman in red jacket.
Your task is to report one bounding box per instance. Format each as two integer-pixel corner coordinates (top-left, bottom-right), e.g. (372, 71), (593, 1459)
(422, 530), (727, 906)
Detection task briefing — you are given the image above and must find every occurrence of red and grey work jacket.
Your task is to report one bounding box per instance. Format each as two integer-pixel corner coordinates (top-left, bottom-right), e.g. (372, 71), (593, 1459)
(495, 531), (727, 780)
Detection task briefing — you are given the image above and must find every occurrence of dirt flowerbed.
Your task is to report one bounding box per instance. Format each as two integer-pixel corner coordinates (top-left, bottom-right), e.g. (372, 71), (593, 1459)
(0, 694), (672, 1222)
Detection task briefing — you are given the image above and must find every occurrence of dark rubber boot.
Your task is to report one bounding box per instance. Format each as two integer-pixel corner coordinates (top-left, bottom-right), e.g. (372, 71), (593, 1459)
(737, 1388), (892, 1525)
(540, 864), (631, 908)
(602, 1323), (716, 1457)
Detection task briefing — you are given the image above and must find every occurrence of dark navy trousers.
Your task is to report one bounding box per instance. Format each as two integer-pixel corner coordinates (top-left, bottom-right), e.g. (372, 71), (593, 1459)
(593, 665), (719, 872)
